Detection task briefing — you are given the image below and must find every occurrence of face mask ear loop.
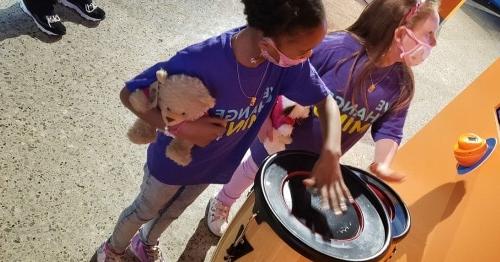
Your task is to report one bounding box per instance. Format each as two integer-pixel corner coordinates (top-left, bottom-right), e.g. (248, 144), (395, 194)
(405, 27), (433, 49)
(399, 27), (419, 59)
(261, 37), (308, 67)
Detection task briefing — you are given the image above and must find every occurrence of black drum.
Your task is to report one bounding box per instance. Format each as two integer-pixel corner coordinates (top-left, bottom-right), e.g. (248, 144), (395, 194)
(348, 166), (411, 260)
(211, 150), (406, 262)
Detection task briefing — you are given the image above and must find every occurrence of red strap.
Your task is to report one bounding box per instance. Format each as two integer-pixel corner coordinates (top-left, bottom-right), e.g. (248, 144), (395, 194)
(142, 88), (150, 99)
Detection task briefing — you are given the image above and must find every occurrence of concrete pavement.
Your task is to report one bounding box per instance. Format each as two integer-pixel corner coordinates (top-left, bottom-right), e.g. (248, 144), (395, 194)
(0, 0), (498, 261)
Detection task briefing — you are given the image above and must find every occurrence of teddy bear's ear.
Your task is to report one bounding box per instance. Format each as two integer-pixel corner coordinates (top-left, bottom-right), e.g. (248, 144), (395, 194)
(129, 81), (159, 112)
(156, 69), (168, 84)
(129, 90), (152, 113)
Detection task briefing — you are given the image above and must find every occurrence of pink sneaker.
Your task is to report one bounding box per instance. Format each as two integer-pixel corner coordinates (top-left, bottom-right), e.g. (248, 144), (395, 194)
(206, 197), (230, 237)
(129, 234), (165, 262)
(93, 241), (125, 262)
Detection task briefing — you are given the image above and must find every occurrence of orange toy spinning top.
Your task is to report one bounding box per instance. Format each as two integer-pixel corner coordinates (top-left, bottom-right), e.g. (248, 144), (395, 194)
(453, 133), (488, 167)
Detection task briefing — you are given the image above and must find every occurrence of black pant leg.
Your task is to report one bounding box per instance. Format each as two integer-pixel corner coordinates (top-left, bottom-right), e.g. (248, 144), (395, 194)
(23, 0), (57, 10)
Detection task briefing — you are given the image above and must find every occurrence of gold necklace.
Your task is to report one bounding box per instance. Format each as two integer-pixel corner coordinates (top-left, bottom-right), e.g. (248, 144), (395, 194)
(236, 60), (269, 106)
(368, 66), (394, 93)
(233, 29), (270, 106)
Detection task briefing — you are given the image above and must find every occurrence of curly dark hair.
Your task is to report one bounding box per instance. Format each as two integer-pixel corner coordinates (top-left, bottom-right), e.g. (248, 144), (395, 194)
(242, 0), (325, 37)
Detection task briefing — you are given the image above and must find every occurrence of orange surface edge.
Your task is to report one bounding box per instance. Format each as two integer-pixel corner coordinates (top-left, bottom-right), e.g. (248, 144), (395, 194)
(440, 0), (467, 21)
(390, 58), (500, 261)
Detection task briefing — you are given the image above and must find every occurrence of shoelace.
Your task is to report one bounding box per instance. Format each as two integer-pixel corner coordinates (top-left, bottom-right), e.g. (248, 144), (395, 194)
(85, 3), (97, 13)
(45, 15), (61, 27)
(144, 244), (160, 261)
(211, 200), (229, 220)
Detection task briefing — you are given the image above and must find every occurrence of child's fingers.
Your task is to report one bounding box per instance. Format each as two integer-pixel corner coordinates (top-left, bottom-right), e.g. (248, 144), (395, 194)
(369, 162), (380, 173)
(213, 125), (226, 137)
(324, 186), (342, 215)
(207, 117), (227, 127)
(302, 177), (316, 188)
(340, 178), (354, 203)
(335, 182), (348, 212)
(379, 172), (406, 183)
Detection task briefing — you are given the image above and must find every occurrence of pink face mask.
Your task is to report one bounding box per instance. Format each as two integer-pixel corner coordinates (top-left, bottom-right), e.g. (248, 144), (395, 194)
(398, 27), (433, 66)
(261, 37), (309, 67)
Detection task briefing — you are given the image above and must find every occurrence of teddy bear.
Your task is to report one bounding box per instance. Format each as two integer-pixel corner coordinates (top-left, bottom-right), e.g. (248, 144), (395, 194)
(262, 95), (310, 154)
(127, 69), (216, 166)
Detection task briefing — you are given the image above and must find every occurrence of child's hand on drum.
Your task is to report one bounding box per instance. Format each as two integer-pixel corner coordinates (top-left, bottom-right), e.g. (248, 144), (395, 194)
(303, 150), (354, 215)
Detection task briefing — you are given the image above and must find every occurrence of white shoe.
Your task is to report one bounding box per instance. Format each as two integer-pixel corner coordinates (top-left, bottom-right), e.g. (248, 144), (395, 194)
(206, 197), (230, 237)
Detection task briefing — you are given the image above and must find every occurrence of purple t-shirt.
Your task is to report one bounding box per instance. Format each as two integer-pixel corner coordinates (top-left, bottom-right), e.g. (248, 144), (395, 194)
(125, 27), (328, 185)
(251, 31), (409, 164)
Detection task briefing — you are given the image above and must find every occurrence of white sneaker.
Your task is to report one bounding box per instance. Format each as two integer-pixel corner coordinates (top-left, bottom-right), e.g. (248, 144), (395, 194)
(206, 197), (230, 237)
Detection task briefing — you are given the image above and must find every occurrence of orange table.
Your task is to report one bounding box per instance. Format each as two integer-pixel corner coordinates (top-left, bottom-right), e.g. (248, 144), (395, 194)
(390, 58), (500, 261)
(440, 0), (467, 23)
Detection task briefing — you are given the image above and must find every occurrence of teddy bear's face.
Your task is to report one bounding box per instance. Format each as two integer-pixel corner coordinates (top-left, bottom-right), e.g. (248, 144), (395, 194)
(157, 75), (215, 126)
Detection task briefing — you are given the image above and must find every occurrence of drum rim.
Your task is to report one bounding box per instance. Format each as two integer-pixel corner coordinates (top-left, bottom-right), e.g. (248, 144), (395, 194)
(346, 165), (411, 239)
(255, 150), (392, 262)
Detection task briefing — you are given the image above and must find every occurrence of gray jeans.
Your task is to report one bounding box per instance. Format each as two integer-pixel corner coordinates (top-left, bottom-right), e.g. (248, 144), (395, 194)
(109, 165), (208, 252)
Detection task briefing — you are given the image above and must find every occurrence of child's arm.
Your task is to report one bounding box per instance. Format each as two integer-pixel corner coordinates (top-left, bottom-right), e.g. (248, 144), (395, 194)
(303, 95), (354, 215)
(369, 139), (406, 182)
(120, 87), (227, 147)
(369, 105), (409, 182)
(173, 117), (227, 147)
(121, 87), (165, 129)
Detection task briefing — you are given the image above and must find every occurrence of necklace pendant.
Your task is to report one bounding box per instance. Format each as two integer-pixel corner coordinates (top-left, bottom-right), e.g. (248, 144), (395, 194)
(368, 84), (376, 93)
(249, 97), (257, 106)
(250, 57), (257, 64)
